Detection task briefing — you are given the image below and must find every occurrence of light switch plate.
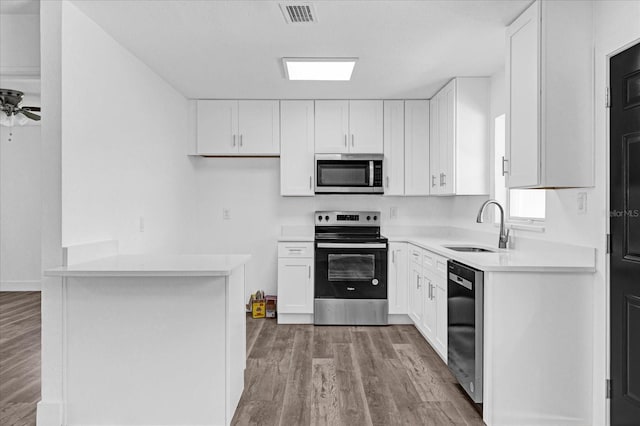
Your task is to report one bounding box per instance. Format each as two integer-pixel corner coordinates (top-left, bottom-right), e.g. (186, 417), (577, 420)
(390, 206), (398, 219)
(223, 208), (231, 220)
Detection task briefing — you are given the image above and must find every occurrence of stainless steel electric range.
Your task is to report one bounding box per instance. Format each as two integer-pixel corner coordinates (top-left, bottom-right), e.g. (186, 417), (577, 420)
(314, 211), (388, 325)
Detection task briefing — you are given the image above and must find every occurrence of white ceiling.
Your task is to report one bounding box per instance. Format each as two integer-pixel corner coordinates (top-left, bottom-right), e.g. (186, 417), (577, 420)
(0, 0), (39, 15)
(70, 0), (531, 99)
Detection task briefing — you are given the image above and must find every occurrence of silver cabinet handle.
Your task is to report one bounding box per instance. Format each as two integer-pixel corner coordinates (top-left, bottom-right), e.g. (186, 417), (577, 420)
(430, 282), (434, 299)
(431, 175), (436, 187)
(308, 265), (311, 279)
(309, 176), (312, 189)
(386, 176), (389, 188)
(351, 134), (355, 147)
(239, 134), (243, 147)
(392, 250), (396, 264)
(347, 287), (355, 291)
(417, 276), (421, 289)
(232, 135), (236, 147)
(442, 173), (446, 186)
(502, 156), (509, 176)
(439, 173), (444, 186)
(344, 134), (347, 147)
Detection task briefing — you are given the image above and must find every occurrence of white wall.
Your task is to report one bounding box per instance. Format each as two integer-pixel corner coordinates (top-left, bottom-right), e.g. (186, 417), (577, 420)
(0, 13), (40, 76)
(60, 1), (196, 254)
(0, 125), (41, 290)
(0, 11), (42, 291)
(194, 157), (469, 300)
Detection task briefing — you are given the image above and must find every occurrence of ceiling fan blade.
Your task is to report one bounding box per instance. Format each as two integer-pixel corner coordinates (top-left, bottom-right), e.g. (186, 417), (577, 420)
(22, 106), (41, 112)
(18, 109), (41, 121)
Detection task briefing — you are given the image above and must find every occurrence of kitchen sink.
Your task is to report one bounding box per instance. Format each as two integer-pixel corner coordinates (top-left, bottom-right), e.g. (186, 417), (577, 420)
(444, 245), (496, 253)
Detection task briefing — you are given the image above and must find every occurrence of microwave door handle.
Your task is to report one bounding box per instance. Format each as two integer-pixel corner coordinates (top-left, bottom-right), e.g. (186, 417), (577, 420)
(370, 161), (374, 186)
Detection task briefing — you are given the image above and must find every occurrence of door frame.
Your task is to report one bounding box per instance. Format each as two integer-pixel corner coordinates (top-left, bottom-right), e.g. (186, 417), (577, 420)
(606, 36), (640, 426)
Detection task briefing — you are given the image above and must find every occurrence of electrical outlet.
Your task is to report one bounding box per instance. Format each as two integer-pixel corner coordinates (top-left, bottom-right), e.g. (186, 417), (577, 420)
(390, 206), (398, 219)
(139, 216), (145, 233)
(223, 208), (231, 220)
(577, 192), (587, 214)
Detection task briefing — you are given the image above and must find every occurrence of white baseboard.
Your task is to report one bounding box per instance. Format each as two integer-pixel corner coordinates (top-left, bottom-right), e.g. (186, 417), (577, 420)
(388, 314), (413, 324)
(36, 401), (62, 426)
(277, 313), (314, 324)
(0, 280), (41, 291)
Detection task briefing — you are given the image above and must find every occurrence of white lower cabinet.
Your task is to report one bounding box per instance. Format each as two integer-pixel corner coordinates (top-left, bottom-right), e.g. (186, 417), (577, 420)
(407, 244), (448, 363)
(277, 242), (314, 323)
(388, 243), (408, 314)
(408, 255), (424, 324)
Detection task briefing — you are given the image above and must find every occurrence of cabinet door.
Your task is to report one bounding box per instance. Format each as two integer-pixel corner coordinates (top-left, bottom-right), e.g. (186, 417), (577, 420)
(439, 82), (455, 195)
(280, 101), (315, 196)
(422, 270), (437, 341)
(506, 1), (540, 188)
(434, 278), (447, 360)
(238, 100), (280, 155)
(388, 243), (408, 314)
(277, 258), (313, 314)
(349, 100), (383, 153)
(404, 100), (430, 195)
(383, 101), (405, 195)
(315, 100), (349, 153)
(429, 94), (440, 195)
(408, 262), (423, 324)
(196, 100), (238, 154)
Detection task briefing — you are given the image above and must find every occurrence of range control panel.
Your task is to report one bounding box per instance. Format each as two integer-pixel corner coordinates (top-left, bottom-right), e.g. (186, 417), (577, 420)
(315, 211), (381, 226)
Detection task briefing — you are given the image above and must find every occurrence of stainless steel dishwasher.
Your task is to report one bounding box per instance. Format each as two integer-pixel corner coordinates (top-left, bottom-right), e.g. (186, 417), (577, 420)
(447, 260), (484, 405)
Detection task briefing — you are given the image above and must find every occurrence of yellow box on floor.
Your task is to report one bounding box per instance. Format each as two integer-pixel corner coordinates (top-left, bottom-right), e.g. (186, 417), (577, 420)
(252, 300), (266, 318)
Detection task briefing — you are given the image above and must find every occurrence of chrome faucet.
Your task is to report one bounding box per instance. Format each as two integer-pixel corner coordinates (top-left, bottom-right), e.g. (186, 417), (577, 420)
(476, 199), (509, 249)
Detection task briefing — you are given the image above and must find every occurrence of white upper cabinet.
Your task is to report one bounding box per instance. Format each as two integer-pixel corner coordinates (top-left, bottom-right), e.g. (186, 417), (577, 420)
(505, 0), (593, 188)
(314, 100), (350, 153)
(197, 100), (238, 155)
(404, 100), (430, 196)
(349, 100), (383, 153)
(280, 101), (315, 196)
(238, 101), (280, 155)
(429, 78), (490, 196)
(315, 100), (383, 153)
(383, 101), (405, 195)
(196, 100), (280, 155)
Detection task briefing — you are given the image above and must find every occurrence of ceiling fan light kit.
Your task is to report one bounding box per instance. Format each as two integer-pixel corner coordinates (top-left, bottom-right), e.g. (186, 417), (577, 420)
(0, 89), (41, 127)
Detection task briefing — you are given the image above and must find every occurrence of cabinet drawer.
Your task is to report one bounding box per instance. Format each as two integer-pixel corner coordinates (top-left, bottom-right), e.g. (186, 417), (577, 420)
(409, 246), (422, 265)
(434, 256), (448, 277)
(422, 251), (435, 270)
(278, 242), (314, 258)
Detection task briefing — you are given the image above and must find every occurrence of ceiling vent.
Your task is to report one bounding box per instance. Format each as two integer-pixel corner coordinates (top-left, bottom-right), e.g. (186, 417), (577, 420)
(280, 3), (318, 24)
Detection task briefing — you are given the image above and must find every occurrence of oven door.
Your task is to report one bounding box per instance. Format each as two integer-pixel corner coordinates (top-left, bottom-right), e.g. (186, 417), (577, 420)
(314, 242), (387, 299)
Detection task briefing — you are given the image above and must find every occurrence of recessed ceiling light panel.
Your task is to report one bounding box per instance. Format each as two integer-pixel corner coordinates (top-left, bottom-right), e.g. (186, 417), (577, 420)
(282, 58), (358, 81)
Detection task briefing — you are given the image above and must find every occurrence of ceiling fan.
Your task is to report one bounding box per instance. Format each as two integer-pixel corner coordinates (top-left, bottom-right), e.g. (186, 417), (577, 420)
(0, 88), (41, 127)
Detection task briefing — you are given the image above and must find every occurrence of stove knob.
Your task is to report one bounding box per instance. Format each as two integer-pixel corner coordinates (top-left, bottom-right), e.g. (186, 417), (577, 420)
(318, 215), (322, 221)
(325, 215), (329, 221)
(367, 216), (371, 221)
(373, 215), (378, 221)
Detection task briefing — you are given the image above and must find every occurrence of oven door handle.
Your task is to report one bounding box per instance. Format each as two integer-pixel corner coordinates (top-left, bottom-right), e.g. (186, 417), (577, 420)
(316, 243), (387, 249)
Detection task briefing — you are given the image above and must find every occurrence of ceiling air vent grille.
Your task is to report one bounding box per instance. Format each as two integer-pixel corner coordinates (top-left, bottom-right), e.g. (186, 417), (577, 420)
(280, 3), (318, 24)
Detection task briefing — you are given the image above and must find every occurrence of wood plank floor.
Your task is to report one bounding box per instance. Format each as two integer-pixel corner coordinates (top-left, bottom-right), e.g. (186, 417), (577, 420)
(232, 316), (485, 426)
(0, 292), (41, 426)
(0, 293), (484, 426)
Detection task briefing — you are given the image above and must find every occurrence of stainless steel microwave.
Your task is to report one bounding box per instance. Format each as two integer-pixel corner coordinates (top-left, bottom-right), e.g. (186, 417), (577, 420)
(315, 154), (384, 194)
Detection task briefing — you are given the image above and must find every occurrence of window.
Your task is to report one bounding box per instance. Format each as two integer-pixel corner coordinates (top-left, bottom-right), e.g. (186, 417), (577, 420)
(494, 114), (545, 223)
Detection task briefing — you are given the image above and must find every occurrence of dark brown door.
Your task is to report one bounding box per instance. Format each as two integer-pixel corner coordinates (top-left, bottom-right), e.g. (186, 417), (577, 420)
(610, 41), (640, 426)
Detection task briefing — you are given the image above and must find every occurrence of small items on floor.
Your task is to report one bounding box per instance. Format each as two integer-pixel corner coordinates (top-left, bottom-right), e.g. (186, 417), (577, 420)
(247, 291), (277, 319)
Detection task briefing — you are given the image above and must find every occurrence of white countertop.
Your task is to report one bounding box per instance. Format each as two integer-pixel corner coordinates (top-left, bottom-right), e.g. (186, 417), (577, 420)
(277, 227), (596, 273)
(45, 254), (251, 277)
(387, 235), (595, 273)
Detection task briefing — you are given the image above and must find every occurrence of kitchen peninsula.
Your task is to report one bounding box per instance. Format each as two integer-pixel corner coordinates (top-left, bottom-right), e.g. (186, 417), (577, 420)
(41, 254), (250, 426)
